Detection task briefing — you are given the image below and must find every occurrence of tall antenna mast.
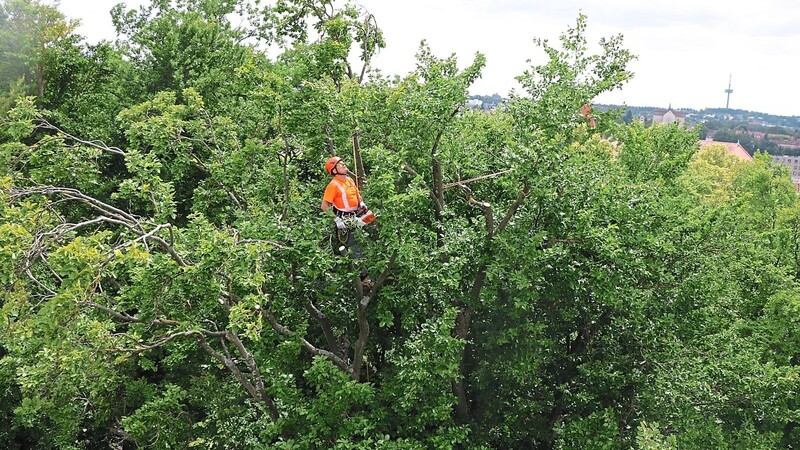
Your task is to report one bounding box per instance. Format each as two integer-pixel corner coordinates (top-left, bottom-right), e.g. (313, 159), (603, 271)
(724, 74), (734, 109)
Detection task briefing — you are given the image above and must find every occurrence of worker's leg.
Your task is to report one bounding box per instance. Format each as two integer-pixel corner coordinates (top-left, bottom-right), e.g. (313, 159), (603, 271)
(346, 230), (369, 280)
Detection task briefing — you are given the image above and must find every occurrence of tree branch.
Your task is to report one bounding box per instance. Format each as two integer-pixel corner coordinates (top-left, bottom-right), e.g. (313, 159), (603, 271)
(305, 300), (342, 358)
(12, 186), (140, 226)
(78, 301), (181, 327)
(14, 187), (188, 267)
(79, 301), (139, 322)
(224, 331), (280, 421)
(367, 251), (397, 302)
(495, 182), (530, 237)
(35, 119), (126, 156)
(262, 307), (353, 376)
(195, 334), (278, 420)
(459, 185), (494, 238)
(352, 252), (396, 380)
(120, 329), (226, 353)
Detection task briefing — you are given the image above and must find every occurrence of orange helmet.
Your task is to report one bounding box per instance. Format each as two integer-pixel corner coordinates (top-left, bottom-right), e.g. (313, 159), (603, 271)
(325, 156), (342, 175)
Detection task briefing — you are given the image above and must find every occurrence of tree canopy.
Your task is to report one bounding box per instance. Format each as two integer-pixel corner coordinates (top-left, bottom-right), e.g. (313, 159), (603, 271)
(2, 1), (800, 449)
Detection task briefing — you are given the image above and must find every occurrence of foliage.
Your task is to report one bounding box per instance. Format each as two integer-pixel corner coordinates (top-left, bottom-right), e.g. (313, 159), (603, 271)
(0, 0), (79, 100)
(1, 1), (800, 449)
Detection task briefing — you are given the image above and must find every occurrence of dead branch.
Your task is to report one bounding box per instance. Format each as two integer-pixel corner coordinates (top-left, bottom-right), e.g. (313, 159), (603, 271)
(195, 334), (280, 421)
(13, 187), (188, 267)
(120, 329), (227, 353)
(262, 307), (353, 376)
(35, 119), (126, 156)
(78, 301), (181, 327)
(459, 185), (494, 238)
(224, 331), (280, 419)
(79, 301), (139, 322)
(12, 186), (141, 230)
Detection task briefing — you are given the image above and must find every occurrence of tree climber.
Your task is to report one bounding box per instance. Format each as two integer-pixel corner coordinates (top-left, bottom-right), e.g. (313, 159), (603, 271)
(321, 156), (375, 287)
(581, 103), (597, 127)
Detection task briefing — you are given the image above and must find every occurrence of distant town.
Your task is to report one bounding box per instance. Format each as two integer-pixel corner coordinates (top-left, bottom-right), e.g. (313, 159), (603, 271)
(467, 94), (800, 186)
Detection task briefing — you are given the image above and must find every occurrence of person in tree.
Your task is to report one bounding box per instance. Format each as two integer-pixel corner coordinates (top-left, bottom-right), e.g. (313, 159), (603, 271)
(321, 156), (375, 287)
(581, 103), (597, 127)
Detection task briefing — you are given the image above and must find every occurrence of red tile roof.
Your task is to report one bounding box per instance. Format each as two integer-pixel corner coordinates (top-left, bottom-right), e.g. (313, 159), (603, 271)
(699, 140), (753, 161)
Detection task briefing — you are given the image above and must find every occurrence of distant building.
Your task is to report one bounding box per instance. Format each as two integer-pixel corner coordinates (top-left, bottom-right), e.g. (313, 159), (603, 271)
(771, 156), (800, 191)
(770, 135), (800, 149)
(465, 99), (483, 109)
(771, 155), (800, 180)
(653, 106), (686, 125)
(698, 140), (752, 161)
(745, 131), (800, 149)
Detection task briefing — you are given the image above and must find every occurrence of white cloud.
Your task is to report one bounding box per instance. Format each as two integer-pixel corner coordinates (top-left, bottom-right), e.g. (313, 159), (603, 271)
(55, 0), (799, 116)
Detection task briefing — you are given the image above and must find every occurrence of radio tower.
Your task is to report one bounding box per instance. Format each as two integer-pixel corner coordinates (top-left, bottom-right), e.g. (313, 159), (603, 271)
(724, 74), (734, 109)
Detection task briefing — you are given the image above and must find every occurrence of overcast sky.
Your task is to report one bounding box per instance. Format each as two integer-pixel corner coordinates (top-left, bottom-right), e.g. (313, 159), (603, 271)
(57, 0), (799, 117)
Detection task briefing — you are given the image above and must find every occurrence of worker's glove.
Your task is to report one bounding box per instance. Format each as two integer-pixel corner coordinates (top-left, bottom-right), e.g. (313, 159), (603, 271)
(334, 216), (347, 231)
(356, 202), (368, 216)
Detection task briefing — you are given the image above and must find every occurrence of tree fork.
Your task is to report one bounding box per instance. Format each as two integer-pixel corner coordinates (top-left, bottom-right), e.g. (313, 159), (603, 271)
(352, 252), (397, 381)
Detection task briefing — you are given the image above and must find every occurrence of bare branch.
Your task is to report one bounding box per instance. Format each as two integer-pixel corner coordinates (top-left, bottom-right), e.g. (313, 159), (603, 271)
(25, 193), (188, 267)
(323, 124), (335, 156)
(402, 163), (419, 178)
(78, 301), (181, 327)
(196, 335), (263, 407)
(120, 329), (227, 353)
(442, 169), (515, 190)
(24, 267), (56, 296)
(35, 119), (126, 156)
(367, 251), (397, 302)
(108, 223), (172, 254)
(141, 230), (187, 267)
(352, 295), (370, 381)
(39, 253), (63, 284)
(262, 307), (353, 376)
(79, 301), (138, 322)
(224, 331), (280, 420)
(12, 186), (140, 227)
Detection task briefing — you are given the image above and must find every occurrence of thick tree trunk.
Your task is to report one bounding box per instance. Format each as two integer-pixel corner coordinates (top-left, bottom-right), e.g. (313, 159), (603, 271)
(352, 295), (370, 381)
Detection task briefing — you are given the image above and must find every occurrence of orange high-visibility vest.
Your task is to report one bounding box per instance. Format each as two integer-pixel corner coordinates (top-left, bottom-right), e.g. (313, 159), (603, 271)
(323, 176), (360, 212)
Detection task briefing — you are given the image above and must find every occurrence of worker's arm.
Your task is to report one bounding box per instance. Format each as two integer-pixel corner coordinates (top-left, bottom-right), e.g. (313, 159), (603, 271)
(321, 199), (331, 211)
